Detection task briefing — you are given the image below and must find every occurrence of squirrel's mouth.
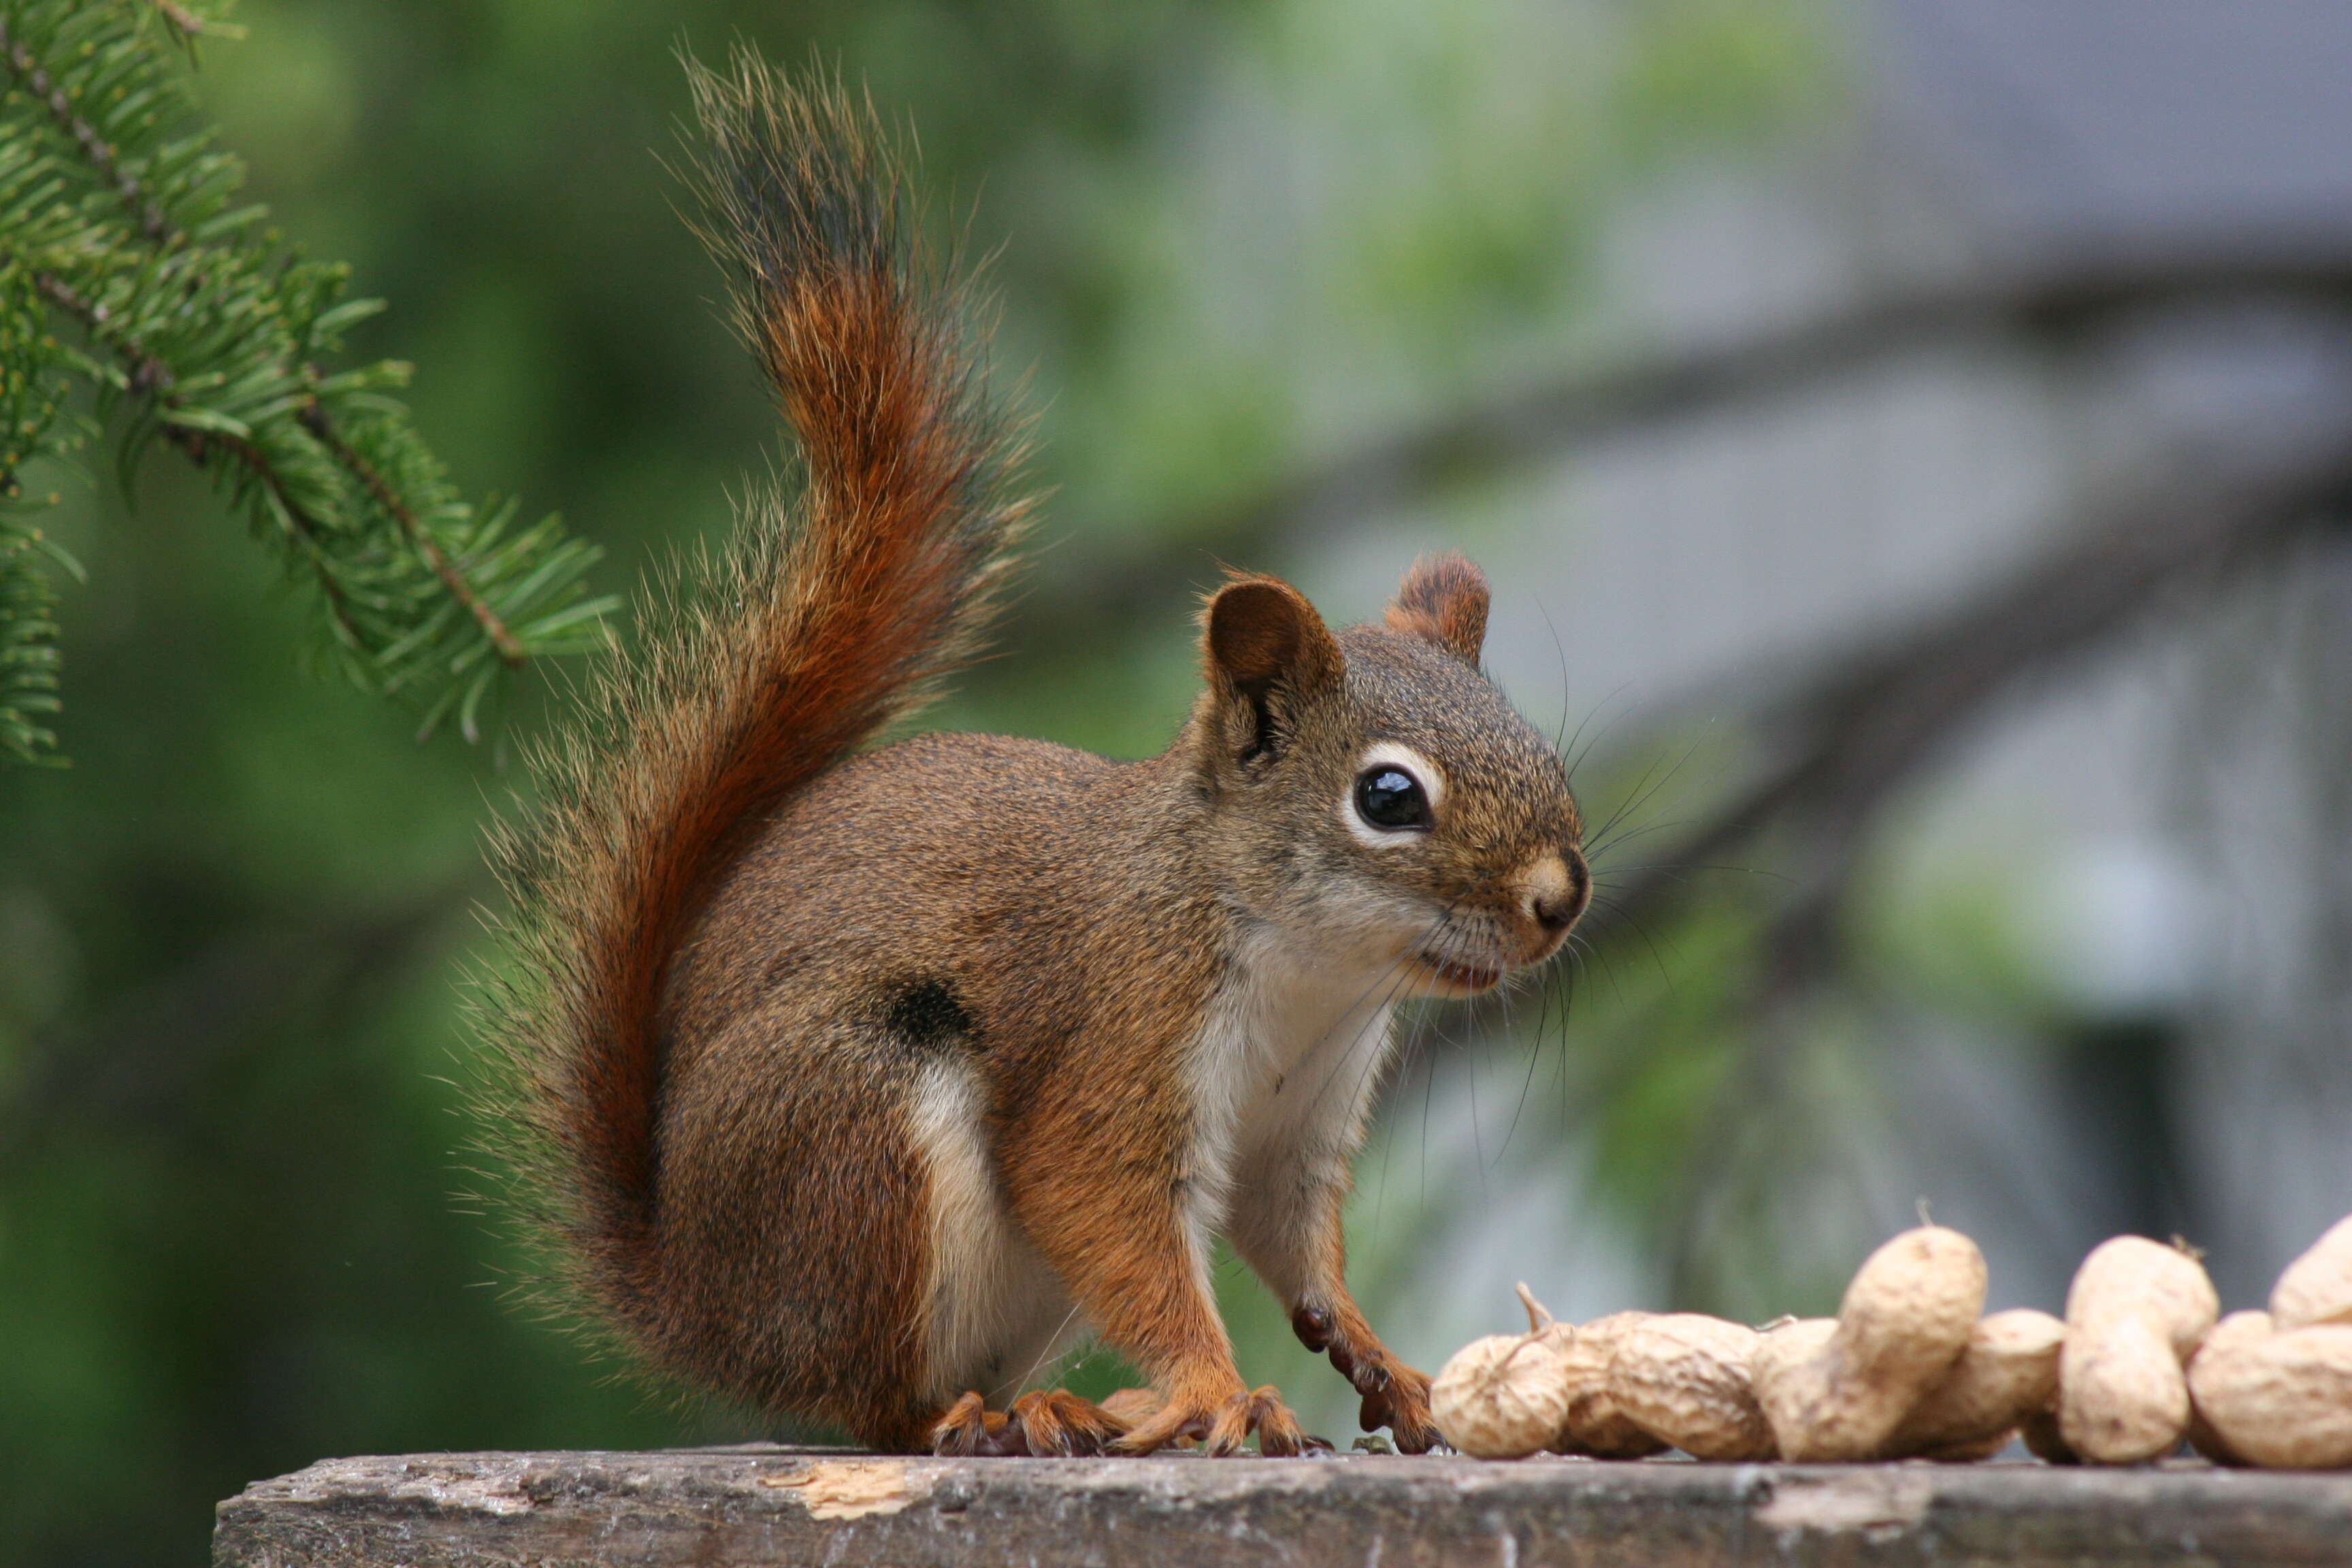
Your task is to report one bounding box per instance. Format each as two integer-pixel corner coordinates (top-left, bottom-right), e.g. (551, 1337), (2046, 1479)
(1412, 951), (1504, 994)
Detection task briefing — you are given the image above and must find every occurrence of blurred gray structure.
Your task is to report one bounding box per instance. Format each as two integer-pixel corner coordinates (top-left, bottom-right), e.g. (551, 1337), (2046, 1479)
(1292, 0), (2352, 1401)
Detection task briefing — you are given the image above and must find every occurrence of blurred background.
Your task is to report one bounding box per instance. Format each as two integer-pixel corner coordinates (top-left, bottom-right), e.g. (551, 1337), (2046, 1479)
(7, 0), (2352, 1561)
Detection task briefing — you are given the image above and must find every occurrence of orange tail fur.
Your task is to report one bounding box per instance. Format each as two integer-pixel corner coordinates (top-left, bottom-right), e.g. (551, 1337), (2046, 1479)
(478, 50), (1029, 1345)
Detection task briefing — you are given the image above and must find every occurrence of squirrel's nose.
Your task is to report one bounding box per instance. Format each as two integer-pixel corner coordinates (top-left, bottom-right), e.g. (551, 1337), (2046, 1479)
(1529, 850), (1590, 933)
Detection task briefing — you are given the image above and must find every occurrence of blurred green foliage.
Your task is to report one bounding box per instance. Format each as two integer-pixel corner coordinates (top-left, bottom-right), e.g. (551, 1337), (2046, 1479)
(0, 1), (1828, 1561)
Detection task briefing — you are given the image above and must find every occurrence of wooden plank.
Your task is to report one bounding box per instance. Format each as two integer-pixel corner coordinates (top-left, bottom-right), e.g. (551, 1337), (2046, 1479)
(212, 1447), (2352, 1567)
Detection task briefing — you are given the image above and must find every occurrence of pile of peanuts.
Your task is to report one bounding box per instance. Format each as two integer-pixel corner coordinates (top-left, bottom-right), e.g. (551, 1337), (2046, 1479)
(1430, 1215), (2352, 1469)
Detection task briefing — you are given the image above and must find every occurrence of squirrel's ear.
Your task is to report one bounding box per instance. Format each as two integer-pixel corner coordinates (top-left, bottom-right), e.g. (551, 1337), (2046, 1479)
(1205, 575), (1343, 698)
(1203, 575), (1343, 761)
(1385, 552), (1489, 664)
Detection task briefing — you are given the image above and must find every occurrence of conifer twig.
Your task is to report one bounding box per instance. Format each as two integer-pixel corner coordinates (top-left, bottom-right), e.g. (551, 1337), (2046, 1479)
(0, 16), (177, 245)
(298, 397), (527, 666)
(10, 3), (525, 666)
(29, 266), (365, 645)
(0, 0), (610, 757)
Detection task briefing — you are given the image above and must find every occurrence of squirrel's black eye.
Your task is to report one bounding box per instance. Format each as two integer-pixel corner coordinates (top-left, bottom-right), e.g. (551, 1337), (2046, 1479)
(1354, 766), (1432, 831)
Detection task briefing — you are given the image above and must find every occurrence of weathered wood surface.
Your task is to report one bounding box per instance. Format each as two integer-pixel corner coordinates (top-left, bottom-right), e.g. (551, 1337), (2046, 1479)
(213, 1445), (2352, 1567)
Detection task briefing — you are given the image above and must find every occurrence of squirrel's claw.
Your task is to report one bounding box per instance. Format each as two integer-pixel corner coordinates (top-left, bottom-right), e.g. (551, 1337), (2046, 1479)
(1106, 1398), (1211, 1456)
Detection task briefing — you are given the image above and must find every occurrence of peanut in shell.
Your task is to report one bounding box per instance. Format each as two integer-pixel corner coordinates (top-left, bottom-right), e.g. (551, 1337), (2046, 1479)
(1430, 1285), (1576, 1460)
(1754, 1226), (1987, 1462)
(2187, 1322), (2352, 1469)
(2271, 1215), (2352, 1331)
(1550, 1311), (1668, 1458)
(2058, 1236), (2217, 1464)
(1751, 1318), (1838, 1403)
(1610, 1313), (1776, 1462)
(2021, 1405), (2078, 1465)
(2060, 1311), (2191, 1464)
(1881, 1307), (2064, 1460)
(2065, 1235), (2219, 1356)
(2184, 1311), (2273, 1466)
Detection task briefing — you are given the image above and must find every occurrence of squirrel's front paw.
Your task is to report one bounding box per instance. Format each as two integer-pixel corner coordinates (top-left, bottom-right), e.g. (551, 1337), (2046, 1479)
(1358, 1361), (1439, 1454)
(1292, 1305), (1441, 1455)
(930, 1391), (1010, 1456)
(1109, 1384), (1321, 1456)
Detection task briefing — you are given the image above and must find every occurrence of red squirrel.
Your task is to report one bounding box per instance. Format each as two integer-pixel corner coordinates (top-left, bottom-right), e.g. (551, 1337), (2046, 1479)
(480, 51), (1589, 1458)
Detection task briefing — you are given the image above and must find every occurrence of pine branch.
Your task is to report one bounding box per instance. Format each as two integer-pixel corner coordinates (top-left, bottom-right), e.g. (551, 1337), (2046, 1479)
(0, 0), (615, 759)
(29, 264), (368, 647)
(0, 522), (69, 764)
(0, 248), (86, 764)
(8, 3), (531, 671)
(0, 10), (176, 243)
(297, 397), (526, 667)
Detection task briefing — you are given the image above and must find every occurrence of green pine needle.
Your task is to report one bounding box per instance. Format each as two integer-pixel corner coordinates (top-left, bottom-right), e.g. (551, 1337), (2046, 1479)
(0, 0), (616, 764)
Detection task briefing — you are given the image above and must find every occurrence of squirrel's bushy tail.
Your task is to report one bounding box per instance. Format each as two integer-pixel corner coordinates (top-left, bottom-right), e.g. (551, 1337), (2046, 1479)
(477, 50), (1028, 1343)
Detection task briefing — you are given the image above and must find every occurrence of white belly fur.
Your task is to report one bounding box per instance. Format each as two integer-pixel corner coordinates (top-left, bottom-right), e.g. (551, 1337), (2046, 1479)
(907, 1056), (1076, 1404)
(1186, 930), (1405, 1258)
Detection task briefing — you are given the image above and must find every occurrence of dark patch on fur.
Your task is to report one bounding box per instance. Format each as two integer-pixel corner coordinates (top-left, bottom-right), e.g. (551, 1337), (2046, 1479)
(885, 977), (979, 1054)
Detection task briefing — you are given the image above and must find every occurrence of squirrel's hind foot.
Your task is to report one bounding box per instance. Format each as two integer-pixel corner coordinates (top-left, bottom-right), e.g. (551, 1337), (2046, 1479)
(1002, 1389), (1129, 1456)
(1209, 1386), (1323, 1457)
(1108, 1384), (1327, 1457)
(927, 1389), (1129, 1457)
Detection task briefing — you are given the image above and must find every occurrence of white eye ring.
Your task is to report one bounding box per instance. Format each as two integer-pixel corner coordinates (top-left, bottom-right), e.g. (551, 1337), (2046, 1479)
(1343, 742), (1446, 846)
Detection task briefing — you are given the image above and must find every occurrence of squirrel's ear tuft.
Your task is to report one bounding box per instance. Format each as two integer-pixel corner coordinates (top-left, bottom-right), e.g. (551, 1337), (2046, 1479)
(1385, 552), (1489, 664)
(1205, 576), (1343, 698)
